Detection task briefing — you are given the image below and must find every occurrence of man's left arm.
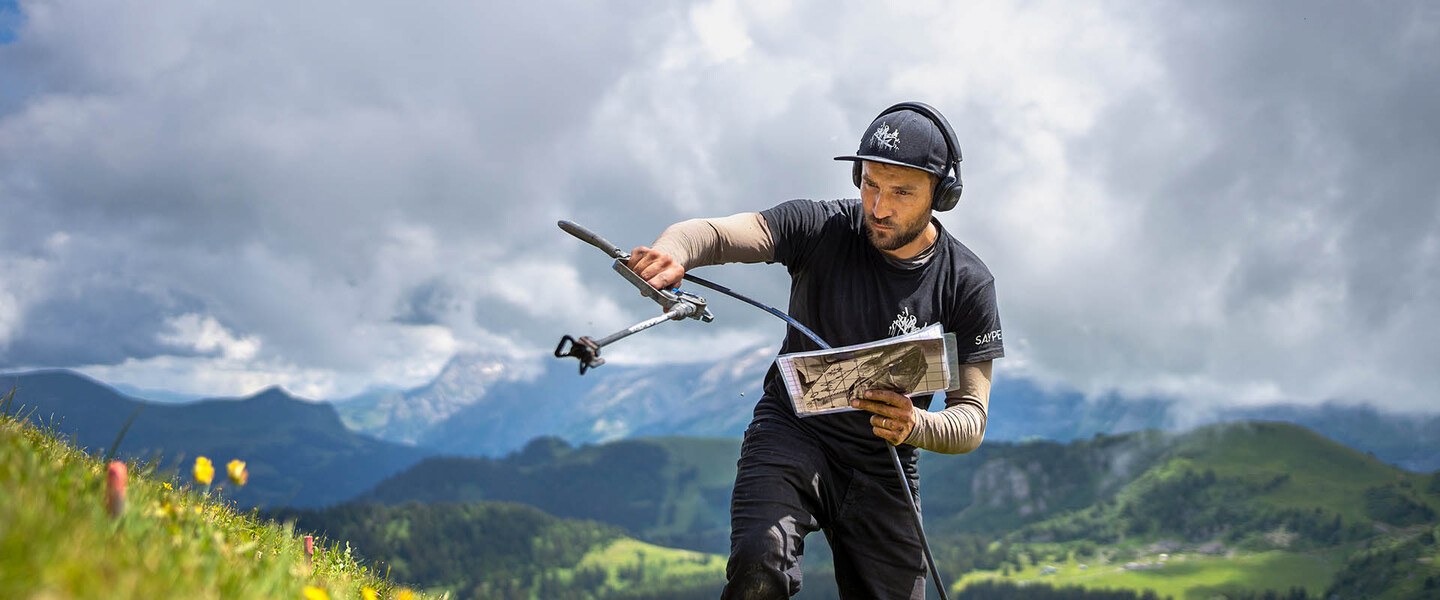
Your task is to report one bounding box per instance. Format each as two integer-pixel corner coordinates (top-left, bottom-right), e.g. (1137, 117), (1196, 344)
(852, 360), (991, 454)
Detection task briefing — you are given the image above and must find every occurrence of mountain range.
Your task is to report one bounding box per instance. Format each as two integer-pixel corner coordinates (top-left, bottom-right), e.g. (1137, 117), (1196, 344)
(6, 338), (1439, 512)
(334, 345), (774, 456)
(336, 347), (1440, 472)
(2, 370), (428, 508)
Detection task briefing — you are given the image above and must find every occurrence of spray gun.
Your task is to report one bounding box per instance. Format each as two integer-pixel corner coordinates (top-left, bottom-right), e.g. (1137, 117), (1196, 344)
(553, 220), (713, 374)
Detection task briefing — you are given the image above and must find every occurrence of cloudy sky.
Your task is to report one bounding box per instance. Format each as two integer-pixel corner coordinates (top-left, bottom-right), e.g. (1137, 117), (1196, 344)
(1, 0), (1436, 413)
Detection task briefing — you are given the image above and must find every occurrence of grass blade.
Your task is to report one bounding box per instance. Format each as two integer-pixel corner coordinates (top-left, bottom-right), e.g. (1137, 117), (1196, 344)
(104, 404), (145, 463)
(0, 384), (15, 419)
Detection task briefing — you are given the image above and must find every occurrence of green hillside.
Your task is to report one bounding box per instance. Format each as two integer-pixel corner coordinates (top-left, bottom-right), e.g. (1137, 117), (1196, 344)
(6, 370), (431, 508)
(354, 421), (1440, 598)
(946, 422), (1440, 599)
(999, 422), (1436, 548)
(1325, 523), (1440, 599)
(0, 397), (432, 600)
(269, 502), (729, 599)
(269, 502), (625, 596)
(1165, 422), (1418, 522)
(919, 429), (1175, 535)
(361, 436), (741, 553)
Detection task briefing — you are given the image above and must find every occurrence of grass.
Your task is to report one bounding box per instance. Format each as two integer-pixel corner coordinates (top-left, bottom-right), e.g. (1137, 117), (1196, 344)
(558, 537), (726, 593)
(956, 548), (1346, 600)
(0, 405), (435, 600)
(579, 538), (726, 579)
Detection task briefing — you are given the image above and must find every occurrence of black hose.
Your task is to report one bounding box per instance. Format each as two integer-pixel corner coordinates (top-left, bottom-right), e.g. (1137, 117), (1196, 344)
(681, 274), (825, 346)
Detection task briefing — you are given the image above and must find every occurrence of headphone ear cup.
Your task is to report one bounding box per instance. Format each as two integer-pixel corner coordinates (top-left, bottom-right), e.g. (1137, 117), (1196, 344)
(932, 174), (963, 212)
(852, 162), (862, 188)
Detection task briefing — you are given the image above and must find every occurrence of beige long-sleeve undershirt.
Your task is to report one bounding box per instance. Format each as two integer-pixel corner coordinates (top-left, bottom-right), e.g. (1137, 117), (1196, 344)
(649, 213), (777, 269)
(905, 362), (991, 454)
(649, 212), (991, 455)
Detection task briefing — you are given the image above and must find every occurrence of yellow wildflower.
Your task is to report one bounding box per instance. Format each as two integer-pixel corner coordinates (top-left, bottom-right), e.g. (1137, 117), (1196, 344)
(150, 500), (178, 518)
(302, 586), (330, 600)
(227, 459), (248, 486)
(361, 587), (378, 600)
(193, 456), (214, 486)
(394, 590), (415, 600)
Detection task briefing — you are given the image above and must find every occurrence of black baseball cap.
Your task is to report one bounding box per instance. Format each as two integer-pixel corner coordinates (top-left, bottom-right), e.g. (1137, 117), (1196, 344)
(833, 108), (950, 178)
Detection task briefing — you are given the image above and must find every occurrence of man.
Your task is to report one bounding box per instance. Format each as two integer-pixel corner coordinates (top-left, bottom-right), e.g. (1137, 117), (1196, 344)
(627, 103), (1003, 599)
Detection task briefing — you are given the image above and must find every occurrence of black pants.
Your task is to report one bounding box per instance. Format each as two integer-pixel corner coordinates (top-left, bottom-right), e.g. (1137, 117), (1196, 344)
(722, 422), (926, 600)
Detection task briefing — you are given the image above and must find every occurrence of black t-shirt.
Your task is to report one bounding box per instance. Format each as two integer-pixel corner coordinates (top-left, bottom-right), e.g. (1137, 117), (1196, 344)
(754, 198), (1005, 478)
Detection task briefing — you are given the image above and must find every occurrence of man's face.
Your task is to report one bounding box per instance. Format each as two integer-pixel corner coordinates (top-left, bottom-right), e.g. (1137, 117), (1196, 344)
(860, 161), (935, 254)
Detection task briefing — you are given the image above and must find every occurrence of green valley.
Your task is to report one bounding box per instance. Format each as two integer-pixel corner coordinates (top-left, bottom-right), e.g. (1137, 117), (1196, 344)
(347, 421), (1440, 599)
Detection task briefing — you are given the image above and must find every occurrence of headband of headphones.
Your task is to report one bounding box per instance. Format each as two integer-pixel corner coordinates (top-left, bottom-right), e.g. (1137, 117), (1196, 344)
(839, 101), (964, 211)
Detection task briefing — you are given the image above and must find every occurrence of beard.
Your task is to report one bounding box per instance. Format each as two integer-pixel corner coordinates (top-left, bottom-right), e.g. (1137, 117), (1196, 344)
(864, 214), (930, 252)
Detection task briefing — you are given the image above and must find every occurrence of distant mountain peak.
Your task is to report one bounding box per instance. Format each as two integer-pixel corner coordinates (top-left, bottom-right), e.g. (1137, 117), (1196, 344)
(245, 385), (300, 403)
(332, 351), (546, 445)
(431, 351), (542, 389)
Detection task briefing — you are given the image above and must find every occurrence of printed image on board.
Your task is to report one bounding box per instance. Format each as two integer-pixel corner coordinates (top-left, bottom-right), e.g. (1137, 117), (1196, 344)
(776, 324), (954, 416)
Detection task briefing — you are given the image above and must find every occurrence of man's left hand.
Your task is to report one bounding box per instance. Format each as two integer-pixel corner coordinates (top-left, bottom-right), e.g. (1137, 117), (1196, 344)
(851, 390), (916, 446)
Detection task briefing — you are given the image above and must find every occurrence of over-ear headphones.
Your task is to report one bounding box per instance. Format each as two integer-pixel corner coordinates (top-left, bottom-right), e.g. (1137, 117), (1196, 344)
(849, 102), (964, 212)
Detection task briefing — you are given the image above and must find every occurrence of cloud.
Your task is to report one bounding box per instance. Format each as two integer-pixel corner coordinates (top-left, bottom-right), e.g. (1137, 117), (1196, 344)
(976, 2), (1440, 412)
(1, 0), (1437, 413)
(0, 0), (669, 396)
(157, 313), (260, 361)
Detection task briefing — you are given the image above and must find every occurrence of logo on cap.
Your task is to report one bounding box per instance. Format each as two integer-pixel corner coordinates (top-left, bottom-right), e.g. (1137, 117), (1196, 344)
(870, 123), (900, 152)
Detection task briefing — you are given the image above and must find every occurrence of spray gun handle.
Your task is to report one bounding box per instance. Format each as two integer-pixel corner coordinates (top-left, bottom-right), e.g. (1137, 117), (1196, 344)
(558, 220), (630, 260)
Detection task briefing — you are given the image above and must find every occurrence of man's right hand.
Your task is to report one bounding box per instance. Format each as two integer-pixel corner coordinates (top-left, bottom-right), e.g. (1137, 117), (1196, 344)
(627, 246), (685, 291)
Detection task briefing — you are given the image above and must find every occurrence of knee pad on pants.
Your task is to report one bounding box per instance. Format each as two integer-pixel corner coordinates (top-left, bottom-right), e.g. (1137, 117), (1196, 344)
(723, 558), (792, 600)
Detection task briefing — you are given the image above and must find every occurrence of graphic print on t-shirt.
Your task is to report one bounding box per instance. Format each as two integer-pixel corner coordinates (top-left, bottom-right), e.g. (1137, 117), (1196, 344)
(888, 306), (924, 337)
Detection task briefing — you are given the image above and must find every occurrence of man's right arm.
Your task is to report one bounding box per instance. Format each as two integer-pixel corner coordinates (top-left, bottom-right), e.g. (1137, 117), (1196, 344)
(627, 212), (775, 290)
